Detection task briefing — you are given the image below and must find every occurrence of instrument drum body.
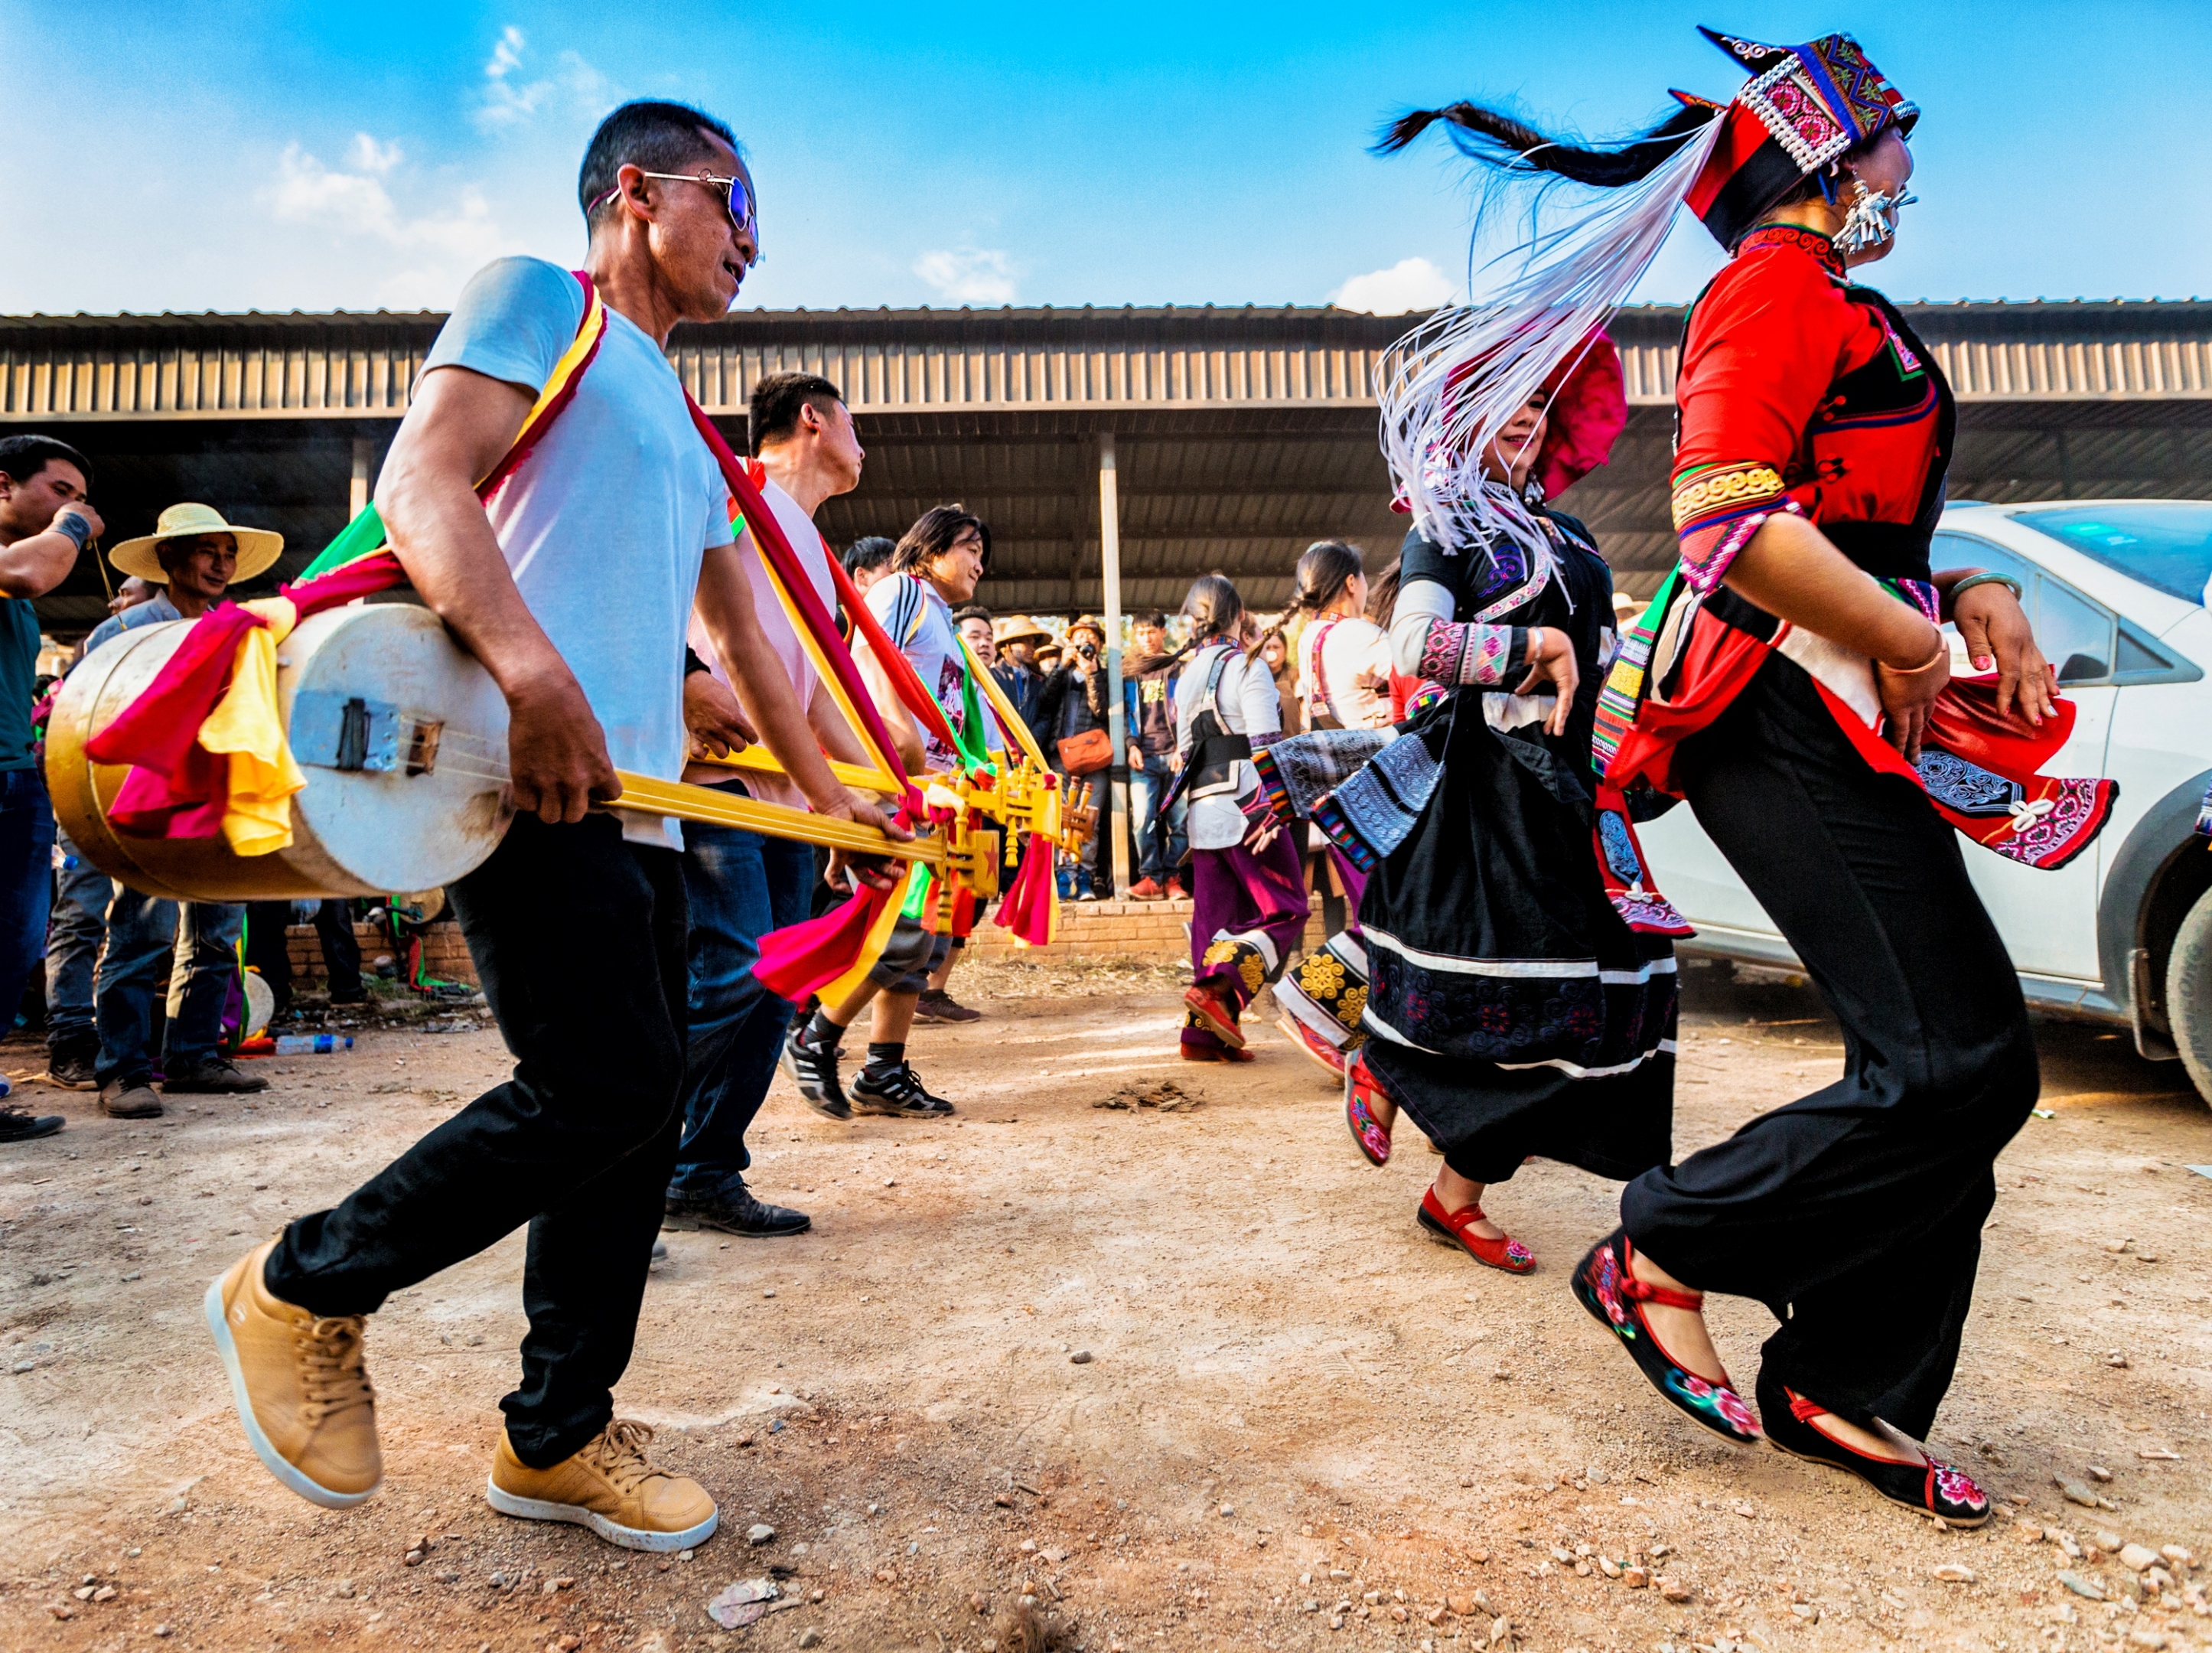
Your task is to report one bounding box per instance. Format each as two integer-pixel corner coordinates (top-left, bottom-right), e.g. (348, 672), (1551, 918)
(49, 604), (513, 901)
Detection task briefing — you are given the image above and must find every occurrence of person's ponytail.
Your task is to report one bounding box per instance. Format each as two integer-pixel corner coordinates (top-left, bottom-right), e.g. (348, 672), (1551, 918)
(1373, 99), (1715, 189)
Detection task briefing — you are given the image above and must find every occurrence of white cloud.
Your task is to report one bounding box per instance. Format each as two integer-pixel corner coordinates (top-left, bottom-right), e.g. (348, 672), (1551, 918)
(476, 26), (607, 132)
(913, 248), (1018, 306)
(261, 142), (515, 306)
(1328, 256), (1457, 315)
(346, 133), (403, 175)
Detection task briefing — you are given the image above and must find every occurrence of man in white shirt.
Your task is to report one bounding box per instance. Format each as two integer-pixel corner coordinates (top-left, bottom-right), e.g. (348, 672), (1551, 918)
(207, 100), (884, 1550)
(663, 371), (879, 1235)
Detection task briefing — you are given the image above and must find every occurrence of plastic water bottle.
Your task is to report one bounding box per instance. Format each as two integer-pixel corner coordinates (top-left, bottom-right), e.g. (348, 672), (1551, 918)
(272, 1034), (354, 1055)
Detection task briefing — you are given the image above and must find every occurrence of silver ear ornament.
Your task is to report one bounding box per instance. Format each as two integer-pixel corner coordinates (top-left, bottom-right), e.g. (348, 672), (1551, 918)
(1834, 178), (1917, 256)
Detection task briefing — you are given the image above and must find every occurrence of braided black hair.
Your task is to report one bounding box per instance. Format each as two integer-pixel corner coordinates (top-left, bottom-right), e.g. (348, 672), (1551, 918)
(1373, 99), (1715, 187)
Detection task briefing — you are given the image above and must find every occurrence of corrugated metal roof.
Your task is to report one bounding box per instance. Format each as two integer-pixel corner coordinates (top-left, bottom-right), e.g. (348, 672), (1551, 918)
(11, 300), (2211, 624)
(7, 301), (2209, 421)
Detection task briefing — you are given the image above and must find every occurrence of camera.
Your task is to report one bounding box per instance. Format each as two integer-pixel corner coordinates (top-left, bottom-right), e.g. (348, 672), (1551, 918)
(1077, 641), (1099, 661)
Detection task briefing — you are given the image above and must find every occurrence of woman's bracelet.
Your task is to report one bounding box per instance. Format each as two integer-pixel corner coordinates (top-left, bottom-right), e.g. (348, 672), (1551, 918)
(1882, 633), (1950, 676)
(1949, 570), (2024, 602)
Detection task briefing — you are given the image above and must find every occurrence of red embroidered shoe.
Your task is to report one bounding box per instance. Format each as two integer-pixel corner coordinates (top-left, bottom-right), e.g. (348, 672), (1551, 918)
(1279, 1013), (1348, 1081)
(1181, 984), (1244, 1048)
(1415, 1187), (1534, 1273)
(1757, 1375), (1991, 1527)
(1570, 1229), (1761, 1446)
(1344, 1054), (1394, 1166)
(1180, 1042), (1256, 1064)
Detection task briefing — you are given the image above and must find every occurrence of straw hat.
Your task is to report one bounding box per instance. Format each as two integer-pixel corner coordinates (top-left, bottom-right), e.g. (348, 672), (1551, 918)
(109, 502), (283, 584)
(1067, 615), (1107, 645)
(994, 614), (1052, 649)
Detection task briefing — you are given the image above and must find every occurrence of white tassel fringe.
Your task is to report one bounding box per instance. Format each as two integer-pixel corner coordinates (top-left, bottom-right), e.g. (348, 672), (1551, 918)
(1377, 114), (1725, 566)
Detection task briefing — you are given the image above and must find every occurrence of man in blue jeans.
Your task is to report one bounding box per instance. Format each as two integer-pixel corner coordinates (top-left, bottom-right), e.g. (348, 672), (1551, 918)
(82, 504), (287, 1119)
(1122, 611), (1187, 901)
(0, 434), (99, 1146)
(663, 369), (881, 1237)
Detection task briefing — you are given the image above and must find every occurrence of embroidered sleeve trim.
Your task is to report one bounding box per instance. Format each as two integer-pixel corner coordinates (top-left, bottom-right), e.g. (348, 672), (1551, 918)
(1670, 461), (1801, 595)
(1670, 461), (1786, 530)
(1416, 618), (1521, 686)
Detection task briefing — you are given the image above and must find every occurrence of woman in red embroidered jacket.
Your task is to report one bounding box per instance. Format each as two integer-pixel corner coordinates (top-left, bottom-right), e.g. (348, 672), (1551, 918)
(1383, 27), (2104, 1527)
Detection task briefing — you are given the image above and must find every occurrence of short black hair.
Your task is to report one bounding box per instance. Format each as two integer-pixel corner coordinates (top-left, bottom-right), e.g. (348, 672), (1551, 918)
(842, 536), (897, 578)
(893, 504), (992, 575)
(0, 434), (93, 490)
(749, 372), (844, 455)
(1135, 610), (1168, 629)
(578, 100), (738, 228)
(950, 605), (993, 628)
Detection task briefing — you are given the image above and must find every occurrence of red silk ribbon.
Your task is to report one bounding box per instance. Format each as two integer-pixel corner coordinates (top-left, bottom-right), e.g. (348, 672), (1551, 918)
(86, 552), (407, 837)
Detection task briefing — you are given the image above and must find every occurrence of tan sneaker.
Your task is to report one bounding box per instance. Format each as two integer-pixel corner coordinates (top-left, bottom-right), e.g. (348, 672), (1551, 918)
(204, 1239), (381, 1508)
(486, 1420), (718, 1551)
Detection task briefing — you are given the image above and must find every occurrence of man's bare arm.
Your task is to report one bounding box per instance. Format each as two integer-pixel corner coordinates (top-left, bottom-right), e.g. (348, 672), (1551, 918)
(376, 364), (617, 823)
(854, 635), (927, 774)
(0, 504), (101, 599)
(696, 540), (881, 824)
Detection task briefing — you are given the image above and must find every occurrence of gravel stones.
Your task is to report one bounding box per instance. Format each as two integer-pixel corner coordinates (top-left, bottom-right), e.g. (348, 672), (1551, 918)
(747, 1523), (776, 1545)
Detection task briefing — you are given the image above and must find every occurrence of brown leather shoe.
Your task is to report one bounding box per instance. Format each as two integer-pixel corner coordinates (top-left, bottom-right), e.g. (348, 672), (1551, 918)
(486, 1421), (718, 1552)
(204, 1239), (380, 1507)
(100, 1082), (163, 1119)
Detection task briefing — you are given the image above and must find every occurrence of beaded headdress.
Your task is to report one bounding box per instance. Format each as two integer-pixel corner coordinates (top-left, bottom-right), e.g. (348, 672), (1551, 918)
(1682, 28), (1918, 249)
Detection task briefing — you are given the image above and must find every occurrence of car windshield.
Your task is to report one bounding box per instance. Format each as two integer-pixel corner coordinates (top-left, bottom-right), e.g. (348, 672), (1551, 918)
(2013, 502), (2212, 605)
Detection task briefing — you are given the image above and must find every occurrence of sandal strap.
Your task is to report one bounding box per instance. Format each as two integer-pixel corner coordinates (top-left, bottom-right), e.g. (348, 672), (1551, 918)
(1618, 1237), (1704, 1312)
(1785, 1388), (1827, 1425)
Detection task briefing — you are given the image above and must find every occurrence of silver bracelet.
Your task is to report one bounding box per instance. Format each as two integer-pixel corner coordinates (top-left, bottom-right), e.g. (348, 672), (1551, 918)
(1949, 570), (2023, 602)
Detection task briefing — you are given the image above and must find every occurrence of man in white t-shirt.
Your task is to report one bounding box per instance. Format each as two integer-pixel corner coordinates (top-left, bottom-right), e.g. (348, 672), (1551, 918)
(207, 100), (889, 1550)
(663, 370), (882, 1236)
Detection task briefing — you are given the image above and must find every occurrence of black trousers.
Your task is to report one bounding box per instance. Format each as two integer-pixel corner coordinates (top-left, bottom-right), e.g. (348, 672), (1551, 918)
(246, 899), (362, 1012)
(267, 813), (689, 1466)
(1620, 657), (2038, 1438)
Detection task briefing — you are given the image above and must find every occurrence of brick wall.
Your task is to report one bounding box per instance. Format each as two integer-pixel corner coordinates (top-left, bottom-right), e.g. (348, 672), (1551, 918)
(963, 893), (1328, 961)
(286, 921), (480, 988)
(281, 898), (1328, 987)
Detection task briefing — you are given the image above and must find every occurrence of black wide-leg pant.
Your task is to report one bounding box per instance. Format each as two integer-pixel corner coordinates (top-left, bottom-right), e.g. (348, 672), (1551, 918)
(1620, 656), (2038, 1439)
(267, 813), (689, 1466)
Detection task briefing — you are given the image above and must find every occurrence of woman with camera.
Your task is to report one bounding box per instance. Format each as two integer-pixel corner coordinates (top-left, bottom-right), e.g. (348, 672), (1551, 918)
(1034, 617), (1110, 899)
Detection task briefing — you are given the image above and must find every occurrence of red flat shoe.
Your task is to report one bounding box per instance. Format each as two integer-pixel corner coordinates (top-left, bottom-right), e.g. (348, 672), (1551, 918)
(1181, 1042), (1256, 1063)
(1416, 1187), (1535, 1273)
(1182, 984), (1245, 1048)
(1344, 1054), (1394, 1166)
(1279, 1013), (1348, 1081)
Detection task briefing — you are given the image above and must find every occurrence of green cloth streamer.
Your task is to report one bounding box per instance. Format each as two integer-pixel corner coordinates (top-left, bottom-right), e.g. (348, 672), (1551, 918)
(296, 504), (391, 581)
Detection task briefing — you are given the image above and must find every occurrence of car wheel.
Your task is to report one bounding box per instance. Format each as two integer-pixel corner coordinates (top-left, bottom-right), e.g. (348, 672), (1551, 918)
(2163, 882), (2212, 1110)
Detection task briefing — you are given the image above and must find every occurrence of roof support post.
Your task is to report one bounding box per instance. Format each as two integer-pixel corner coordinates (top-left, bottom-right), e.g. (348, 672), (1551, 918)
(350, 436), (372, 520)
(1099, 430), (1130, 900)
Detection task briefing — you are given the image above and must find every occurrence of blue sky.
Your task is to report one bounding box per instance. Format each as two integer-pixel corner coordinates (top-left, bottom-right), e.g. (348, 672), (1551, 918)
(4, 1), (2206, 317)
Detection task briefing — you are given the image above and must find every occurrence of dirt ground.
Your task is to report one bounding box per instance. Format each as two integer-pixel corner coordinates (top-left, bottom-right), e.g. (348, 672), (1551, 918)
(5, 954), (2211, 1653)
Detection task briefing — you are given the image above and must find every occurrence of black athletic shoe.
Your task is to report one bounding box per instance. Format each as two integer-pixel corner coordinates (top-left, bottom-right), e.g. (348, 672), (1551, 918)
(665, 1188), (812, 1238)
(851, 1062), (956, 1118)
(43, 1045), (98, 1091)
(162, 1058), (269, 1095)
(779, 1025), (852, 1120)
(0, 1104), (65, 1143)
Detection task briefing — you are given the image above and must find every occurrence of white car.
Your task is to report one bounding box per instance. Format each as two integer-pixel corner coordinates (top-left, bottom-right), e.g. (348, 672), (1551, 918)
(1637, 499), (2212, 1105)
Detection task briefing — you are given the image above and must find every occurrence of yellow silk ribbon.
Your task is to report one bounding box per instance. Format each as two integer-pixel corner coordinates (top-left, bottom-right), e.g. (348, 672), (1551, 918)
(197, 597), (307, 856)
